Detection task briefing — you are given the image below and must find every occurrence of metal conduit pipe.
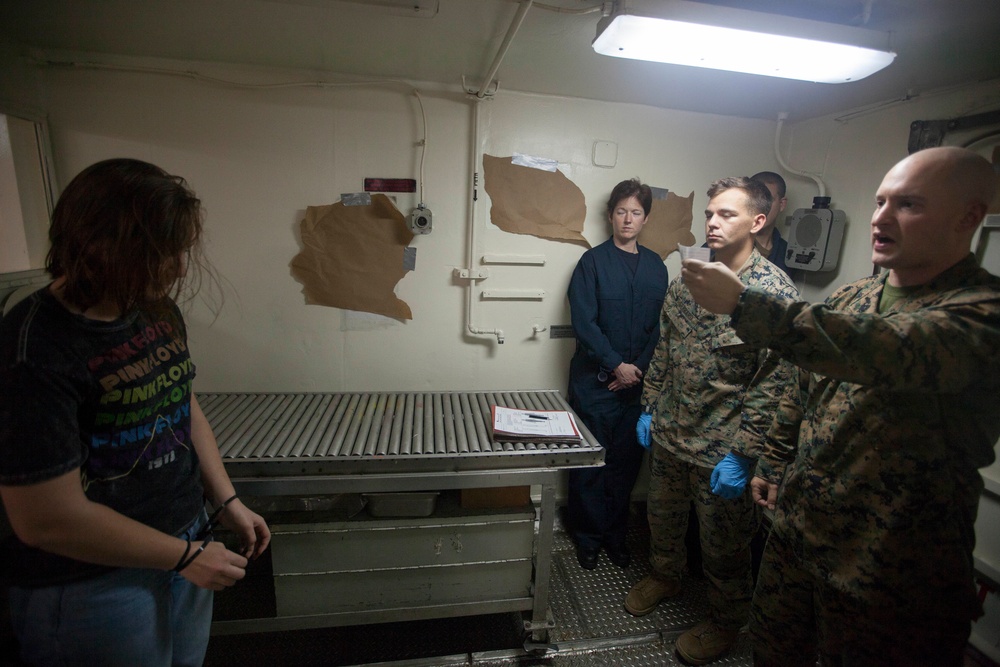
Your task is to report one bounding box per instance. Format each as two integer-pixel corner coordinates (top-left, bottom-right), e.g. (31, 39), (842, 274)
(464, 98), (504, 344)
(463, 0), (535, 344)
(775, 112), (827, 197)
(476, 0), (535, 98)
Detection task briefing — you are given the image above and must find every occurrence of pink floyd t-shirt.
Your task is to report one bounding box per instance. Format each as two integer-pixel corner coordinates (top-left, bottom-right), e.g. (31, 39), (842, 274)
(0, 287), (203, 586)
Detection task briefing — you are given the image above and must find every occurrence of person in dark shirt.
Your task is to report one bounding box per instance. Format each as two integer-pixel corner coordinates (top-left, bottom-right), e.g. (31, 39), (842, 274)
(566, 178), (668, 571)
(0, 158), (270, 667)
(750, 171), (791, 276)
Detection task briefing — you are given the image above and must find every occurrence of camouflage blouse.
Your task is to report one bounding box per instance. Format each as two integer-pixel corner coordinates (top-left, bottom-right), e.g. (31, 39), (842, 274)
(735, 253), (1000, 614)
(641, 250), (798, 468)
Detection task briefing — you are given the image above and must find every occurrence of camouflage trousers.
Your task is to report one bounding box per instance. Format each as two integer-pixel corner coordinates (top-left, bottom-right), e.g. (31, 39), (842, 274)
(647, 442), (757, 629)
(750, 524), (972, 667)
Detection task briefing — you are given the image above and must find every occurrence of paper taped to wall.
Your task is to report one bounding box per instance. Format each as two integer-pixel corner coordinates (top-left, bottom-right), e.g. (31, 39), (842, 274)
(290, 194), (415, 320)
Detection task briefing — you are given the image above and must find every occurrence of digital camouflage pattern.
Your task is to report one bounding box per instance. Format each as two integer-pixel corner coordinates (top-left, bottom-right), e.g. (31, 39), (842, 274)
(735, 254), (1000, 627)
(750, 523), (975, 666)
(641, 250), (799, 467)
(647, 443), (758, 628)
(640, 250), (798, 629)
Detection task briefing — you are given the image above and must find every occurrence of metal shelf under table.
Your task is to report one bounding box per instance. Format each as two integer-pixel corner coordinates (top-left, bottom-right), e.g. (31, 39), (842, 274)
(202, 390), (604, 640)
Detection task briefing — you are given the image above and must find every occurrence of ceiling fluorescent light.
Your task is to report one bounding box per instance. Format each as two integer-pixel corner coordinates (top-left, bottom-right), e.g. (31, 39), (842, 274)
(592, 0), (896, 83)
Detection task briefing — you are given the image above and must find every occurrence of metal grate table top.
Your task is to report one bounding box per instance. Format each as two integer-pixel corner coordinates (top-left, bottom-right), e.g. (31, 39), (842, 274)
(200, 390), (604, 477)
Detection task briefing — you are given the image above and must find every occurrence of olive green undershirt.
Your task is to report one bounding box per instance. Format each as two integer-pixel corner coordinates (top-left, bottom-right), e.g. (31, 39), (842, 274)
(878, 281), (921, 313)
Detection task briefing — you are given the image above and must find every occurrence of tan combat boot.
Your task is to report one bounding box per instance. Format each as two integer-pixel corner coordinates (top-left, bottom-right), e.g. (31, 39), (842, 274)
(624, 574), (681, 616)
(674, 619), (739, 664)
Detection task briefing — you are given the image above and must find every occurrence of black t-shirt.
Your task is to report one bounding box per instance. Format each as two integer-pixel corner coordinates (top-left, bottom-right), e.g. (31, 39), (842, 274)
(0, 287), (204, 586)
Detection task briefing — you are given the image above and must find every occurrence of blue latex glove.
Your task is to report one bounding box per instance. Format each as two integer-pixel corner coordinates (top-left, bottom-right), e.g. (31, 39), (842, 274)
(636, 413), (652, 449)
(710, 452), (754, 499)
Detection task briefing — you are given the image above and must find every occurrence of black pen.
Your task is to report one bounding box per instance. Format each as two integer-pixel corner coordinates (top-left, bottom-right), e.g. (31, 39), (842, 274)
(526, 413), (549, 420)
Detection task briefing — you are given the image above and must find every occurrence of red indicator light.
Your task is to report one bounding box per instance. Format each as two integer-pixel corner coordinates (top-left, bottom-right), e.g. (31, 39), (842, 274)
(364, 178), (416, 193)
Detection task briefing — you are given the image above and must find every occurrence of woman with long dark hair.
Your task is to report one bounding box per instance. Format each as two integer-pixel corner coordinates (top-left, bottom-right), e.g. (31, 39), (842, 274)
(0, 158), (270, 666)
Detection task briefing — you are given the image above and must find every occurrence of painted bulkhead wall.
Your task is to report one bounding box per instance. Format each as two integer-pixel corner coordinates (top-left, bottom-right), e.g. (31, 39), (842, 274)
(20, 64), (993, 394)
(4, 52), (787, 394)
(2, 55), (999, 401)
(1, 49), (997, 431)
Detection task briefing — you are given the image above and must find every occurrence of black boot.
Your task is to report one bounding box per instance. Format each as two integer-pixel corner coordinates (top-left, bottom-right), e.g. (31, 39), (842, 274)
(576, 545), (599, 570)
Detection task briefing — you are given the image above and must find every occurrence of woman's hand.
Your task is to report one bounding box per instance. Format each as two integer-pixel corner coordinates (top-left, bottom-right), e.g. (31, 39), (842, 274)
(217, 498), (271, 560)
(609, 362), (643, 391)
(178, 540), (248, 591)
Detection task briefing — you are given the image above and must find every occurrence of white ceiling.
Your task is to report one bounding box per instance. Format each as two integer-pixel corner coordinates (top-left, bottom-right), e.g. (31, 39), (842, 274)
(2, 0), (1000, 122)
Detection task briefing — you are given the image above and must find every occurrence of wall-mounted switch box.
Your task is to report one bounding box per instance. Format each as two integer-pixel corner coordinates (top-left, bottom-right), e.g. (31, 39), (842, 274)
(593, 140), (618, 168)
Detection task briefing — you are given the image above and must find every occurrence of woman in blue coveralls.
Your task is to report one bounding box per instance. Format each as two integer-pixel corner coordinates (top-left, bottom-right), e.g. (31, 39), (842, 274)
(566, 178), (667, 570)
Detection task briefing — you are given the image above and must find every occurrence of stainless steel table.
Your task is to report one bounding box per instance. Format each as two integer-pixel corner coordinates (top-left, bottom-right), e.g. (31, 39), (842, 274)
(201, 390), (603, 639)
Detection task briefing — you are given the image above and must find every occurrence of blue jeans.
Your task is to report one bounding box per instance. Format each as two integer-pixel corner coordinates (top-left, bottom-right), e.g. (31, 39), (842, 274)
(8, 513), (214, 667)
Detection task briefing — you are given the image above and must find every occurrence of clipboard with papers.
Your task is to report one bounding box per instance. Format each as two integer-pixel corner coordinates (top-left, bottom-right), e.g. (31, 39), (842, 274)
(490, 405), (583, 444)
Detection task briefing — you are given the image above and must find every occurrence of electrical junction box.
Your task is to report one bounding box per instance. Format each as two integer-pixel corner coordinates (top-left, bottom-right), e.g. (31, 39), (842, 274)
(409, 206), (432, 234)
(785, 203), (846, 272)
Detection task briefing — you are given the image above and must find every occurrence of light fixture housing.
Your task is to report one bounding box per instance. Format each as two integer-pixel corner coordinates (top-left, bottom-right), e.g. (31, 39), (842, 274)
(592, 0), (896, 83)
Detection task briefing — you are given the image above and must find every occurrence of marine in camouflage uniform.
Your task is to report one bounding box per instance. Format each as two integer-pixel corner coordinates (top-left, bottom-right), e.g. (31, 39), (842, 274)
(681, 147), (1000, 666)
(735, 255), (1000, 665)
(641, 249), (798, 630)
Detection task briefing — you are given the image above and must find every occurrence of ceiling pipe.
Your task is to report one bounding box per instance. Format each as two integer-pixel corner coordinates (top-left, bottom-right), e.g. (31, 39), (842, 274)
(476, 0), (534, 98)
(457, 0), (536, 345)
(461, 98), (504, 345)
(774, 112), (827, 197)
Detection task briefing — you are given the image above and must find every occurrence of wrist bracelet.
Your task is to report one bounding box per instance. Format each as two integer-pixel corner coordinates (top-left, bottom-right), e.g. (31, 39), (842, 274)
(198, 494), (239, 540)
(176, 538), (212, 573)
(209, 494), (238, 521)
(172, 539), (192, 572)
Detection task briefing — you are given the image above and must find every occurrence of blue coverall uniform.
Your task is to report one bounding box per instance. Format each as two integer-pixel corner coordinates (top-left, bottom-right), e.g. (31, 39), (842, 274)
(566, 237), (667, 552)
